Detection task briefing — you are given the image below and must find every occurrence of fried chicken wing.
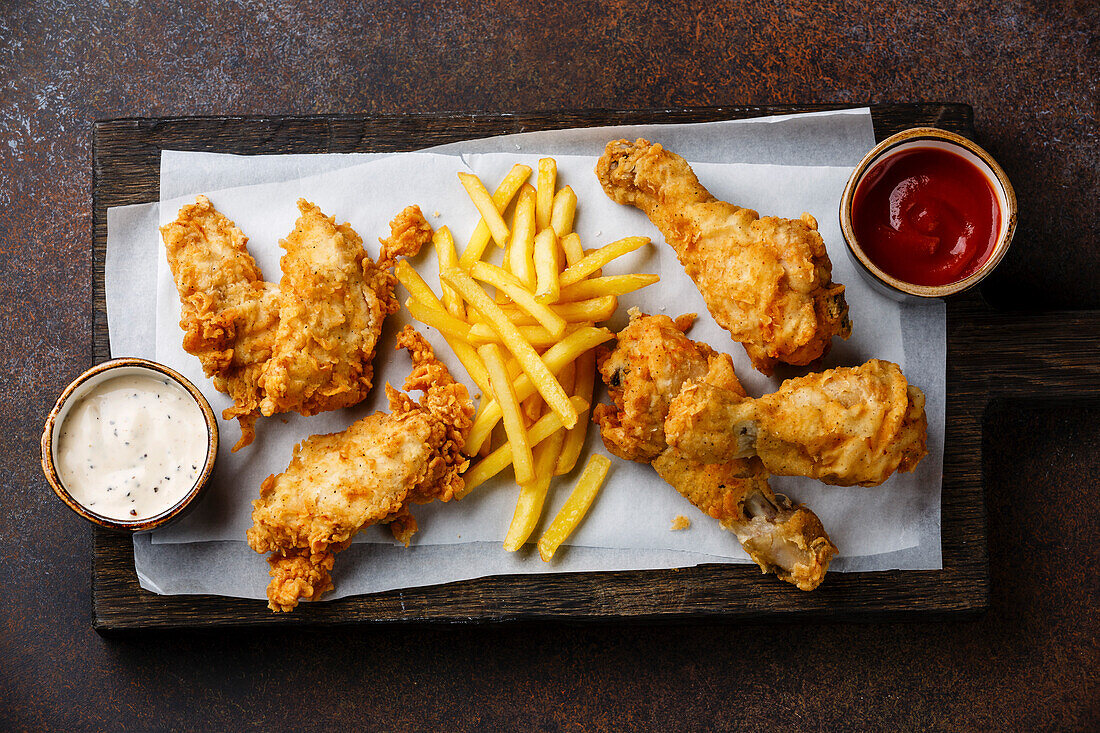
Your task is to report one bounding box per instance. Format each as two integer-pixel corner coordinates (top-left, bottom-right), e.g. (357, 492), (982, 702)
(246, 326), (474, 612)
(161, 196), (281, 449)
(596, 139), (851, 374)
(162, 198), (431, 450)
(665, 359), (928, 487)
(593, 310), (836, 590)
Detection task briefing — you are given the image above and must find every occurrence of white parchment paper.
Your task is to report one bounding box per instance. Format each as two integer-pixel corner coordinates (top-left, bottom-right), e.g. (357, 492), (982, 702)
(103, 109), (946, 603)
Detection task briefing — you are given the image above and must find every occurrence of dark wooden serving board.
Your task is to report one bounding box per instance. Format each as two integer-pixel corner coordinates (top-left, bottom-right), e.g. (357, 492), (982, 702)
(90, 105), (1100, 631)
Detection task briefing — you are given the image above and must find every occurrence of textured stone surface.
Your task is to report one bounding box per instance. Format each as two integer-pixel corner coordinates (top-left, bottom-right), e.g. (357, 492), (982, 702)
(1, 1), (1097, 729)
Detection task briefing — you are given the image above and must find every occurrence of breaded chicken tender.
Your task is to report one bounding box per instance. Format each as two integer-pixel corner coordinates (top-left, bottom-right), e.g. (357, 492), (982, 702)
(161, 196), (281, 449)
(257, 201), (430, 418)
(665, 359), (928, 487)
(247, 327), (474, 612)
(596, 139), (851, 375)
(593, 310), (836, 590)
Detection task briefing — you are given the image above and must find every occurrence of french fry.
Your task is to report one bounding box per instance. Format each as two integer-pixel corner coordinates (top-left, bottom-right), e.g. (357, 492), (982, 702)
(467, 322), (577, 349)
(536, 158), (556, 231)
(458, 172), (510, 249)
(459, 395), (589, 497)
(549, 186), (577, 237)
(501, 295), (618, 325)
(404, 298), (472, 341)
(395, 260), (444, 309)
(556, 273), (660, 302)
(560, 232), (585, 267)
(432, 227), (464, 319)
(521, 393), (542, 425)
(507, 184), (537, 290)
(458, 164), (531, 267)
(503, 426), (565, 551)
(541, 361), (575, 422)
(464, 326), (612, 455)
(558, 236), (650, 288)
(537, 454), (612, 561)
(394, 263), (493, 398)
(533, 228), (560, 301)
(555, 349), (595, 475)
(442, 267), (577, 430)
(478, 343), (534, 485)
(469, 261), (567, 337)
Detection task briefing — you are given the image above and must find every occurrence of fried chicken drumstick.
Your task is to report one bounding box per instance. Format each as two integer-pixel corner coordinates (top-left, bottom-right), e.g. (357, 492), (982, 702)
(664, 360), (928, 487)
(593, 311), (836, 590)
(596, 139), (851, 375)
(247, 327), (474, 612)
(162, 198), (431, 450)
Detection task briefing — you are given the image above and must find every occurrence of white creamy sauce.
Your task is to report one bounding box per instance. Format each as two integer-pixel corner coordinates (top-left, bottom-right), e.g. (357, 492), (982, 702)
(56, 374), (207, 521)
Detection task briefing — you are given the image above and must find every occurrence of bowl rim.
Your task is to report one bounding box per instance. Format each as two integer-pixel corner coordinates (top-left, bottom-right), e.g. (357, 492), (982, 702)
(839, 126), (1017, 298)
(40, 357), (220, 533)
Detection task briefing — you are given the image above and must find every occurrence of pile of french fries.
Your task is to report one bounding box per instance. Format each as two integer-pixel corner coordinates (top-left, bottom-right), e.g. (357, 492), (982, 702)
(394, 159), (657, 560)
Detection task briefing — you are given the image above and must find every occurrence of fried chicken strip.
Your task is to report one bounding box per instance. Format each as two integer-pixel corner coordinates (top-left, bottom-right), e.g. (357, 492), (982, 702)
(259, 201), (432, 418)
(596, 139), (851, 375)
(161, 195), (281, 449)
(665, 359), (928, 487)
(247, 327), (474, 612)
(593, 310), (836, 590)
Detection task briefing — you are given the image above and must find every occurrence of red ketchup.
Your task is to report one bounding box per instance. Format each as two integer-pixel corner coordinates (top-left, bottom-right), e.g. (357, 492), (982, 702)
(852, 146), (1000, 287)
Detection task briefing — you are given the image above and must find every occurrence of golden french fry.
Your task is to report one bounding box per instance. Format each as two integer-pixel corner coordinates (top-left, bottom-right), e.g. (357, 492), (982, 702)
(504, 427), (565, 551)
(442, 267), (577, 430)
(521, 392), (542, 425)
(404, 298), (472, 342)
(549, 186), (577, 237)
(394, 264), (493, 398)
(536, 158), (556, 231)
(507, 184), (537, 290)
(478, 343), (534, 485)
(537, 454), (612, 561)
(432, 227), (465, 319)
(464, 326), (612, 455)
(548, 361), (576, 422)
(395, 260), (445, 309)
(555, 348), (596, 475)
(558, 236), (649, 288)
(459, 396), (589, 497)
(469, 261), (567, 338)
(556, 273), (660, 302)
(560, 232), (584, 267)
(458, 172), (510, 249)
(467, 322), (578, 349)
(533, 228), (561, 301)
(501, 295), (618, 325)
(458, 164), (532, 266)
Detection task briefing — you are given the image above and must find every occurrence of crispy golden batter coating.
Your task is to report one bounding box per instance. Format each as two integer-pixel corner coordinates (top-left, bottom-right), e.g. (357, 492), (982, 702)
(161, 196), (281, 449)
(259, 200), (408, 418)
(596, 139), (851, 375)
(162, 198), (431, 450)
(665, 359), (928, 487)
(247, 327), (474, 612)
(593, 311), (836, 590)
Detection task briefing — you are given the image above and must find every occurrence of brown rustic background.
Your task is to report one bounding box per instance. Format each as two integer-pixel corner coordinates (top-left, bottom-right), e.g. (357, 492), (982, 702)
(1, 1), (1097, 730)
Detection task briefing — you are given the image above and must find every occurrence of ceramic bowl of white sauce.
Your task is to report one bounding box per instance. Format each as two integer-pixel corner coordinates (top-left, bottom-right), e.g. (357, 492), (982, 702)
(41, 358), (219, 532)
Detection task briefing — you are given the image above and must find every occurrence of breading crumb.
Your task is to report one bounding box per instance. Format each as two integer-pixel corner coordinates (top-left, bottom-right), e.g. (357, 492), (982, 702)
(670, 515), (691, 531)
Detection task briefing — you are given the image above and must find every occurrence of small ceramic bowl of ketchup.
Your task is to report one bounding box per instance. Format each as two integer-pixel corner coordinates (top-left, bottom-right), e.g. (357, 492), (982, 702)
(839, 127), (1016, 300)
